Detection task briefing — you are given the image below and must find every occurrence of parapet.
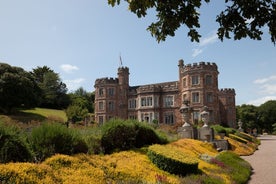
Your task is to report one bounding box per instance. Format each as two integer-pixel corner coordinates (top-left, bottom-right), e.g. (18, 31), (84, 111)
(118, 66), (129, 74)
(94, 77), (119, 86)
(219, 88), (236, 94)
(183, 61), (218, 72)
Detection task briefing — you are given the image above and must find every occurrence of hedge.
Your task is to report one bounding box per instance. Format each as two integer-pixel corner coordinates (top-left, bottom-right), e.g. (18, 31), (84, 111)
(147, 144), (198, 176)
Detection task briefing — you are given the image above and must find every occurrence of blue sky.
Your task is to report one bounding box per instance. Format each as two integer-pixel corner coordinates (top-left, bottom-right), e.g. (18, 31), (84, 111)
(0, 0), (275, 106)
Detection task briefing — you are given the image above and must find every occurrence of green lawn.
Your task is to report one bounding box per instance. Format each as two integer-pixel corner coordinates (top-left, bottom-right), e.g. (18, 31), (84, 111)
(21, 108), (67, 122)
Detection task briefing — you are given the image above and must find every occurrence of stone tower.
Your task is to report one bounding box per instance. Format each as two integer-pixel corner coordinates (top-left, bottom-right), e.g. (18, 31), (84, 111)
(219, 88), (236, 128)
(117, 67), (129, 119)
(178, 60), (220, 125)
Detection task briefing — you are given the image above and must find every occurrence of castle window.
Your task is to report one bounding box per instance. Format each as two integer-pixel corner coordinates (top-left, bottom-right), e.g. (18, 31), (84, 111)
(182, 93), (188, 102)
(191, 75), (199, 85)
(183, 77), (187, 87)
(108, 88), (115, 96)
(98, 116), (104, 125)
(128, 99), (136, 109)
(99, 88), (104, 96)
(164, 96), (174, 107)
(99, 101), (104, 110)
(205, 75), (213, 85)
(164, 112), (174, 124)
(129, 115), (136, 119)
(141, 96), (153, 107)
(108, 101), (115, 111)
(206, 92), (213, 103)
(192, 92), (200, 103)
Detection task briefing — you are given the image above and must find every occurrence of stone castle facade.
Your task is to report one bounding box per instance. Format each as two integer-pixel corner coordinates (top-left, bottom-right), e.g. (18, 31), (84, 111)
(94, 59), (236, 128)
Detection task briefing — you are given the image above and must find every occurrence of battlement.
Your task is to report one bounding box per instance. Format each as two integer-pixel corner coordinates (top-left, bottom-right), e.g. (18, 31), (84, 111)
(118, 66), (129, 73)
(137, 84), (162, 93)
(136, 81), (178, 94)
(219, 88), (236, 94)
(183, 61), (217, 72)
(95, 77), (118, 85)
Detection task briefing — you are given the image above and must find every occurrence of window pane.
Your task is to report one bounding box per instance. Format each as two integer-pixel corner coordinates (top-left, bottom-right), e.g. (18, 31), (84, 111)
(206, 75), (213, 85)
(192, 92), (199, 103)
(192, 76), (199, 85)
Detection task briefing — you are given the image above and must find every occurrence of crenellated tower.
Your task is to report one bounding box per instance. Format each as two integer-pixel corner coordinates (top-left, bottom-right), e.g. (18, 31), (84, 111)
(178, 60), (220, 125)
(218, 88), (236, 128)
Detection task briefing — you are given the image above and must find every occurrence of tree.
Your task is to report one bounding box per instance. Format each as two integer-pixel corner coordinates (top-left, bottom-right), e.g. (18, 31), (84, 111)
(66, 87), (94, 123)
(31, 66), (70, 109)
(258, 100), (276, 133)
(108, 0), (276, 43)
(236, 104), (260, 131)
(0, 63), (40, 113)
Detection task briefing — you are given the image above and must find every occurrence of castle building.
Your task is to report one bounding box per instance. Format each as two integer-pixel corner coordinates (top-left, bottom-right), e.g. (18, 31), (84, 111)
(94, 59), (236, 128)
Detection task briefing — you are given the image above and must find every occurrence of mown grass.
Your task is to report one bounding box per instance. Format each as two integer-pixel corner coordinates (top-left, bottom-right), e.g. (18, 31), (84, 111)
(21, 108), (67, 122)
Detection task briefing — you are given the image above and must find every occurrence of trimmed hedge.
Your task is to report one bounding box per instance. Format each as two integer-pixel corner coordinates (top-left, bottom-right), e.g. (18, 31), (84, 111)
(216, 151), (251, 184)
(236, 132), (260, 145)
(229, 134), (248, 144)
(212, 125), (236, 136)
(147, 144), (198, 176)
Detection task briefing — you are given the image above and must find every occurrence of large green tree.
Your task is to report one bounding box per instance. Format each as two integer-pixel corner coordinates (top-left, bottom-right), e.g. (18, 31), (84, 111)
(31, 66), (70, 109)
(108, 0), (276, 43)
(258, 100), (276, 133)
(236, 104), (260, 131)
(0, 63), (39, 113)
(66, 87), (94, 123)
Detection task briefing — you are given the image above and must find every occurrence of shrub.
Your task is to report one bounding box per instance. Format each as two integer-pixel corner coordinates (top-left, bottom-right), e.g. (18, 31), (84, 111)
(133, 121), (168, 147)
(147, 144), (198, 176)
(0, 122), (33, 163)
(29, 122), (88, 161)
(80, 127), (103, 154)
(101, 119), (167, 154)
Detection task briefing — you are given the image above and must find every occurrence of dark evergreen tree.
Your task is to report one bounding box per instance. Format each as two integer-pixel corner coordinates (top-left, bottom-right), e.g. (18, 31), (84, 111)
(0, 63), (40, 113)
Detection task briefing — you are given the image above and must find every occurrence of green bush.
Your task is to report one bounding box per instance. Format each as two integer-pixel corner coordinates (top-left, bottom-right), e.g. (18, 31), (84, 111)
(80, 127), (103, 154)
(216, 151), (251, 184)
(101, 119), (167, 154)
(212, 125), (236, 136)
(29, 122), (88, 161)
(0, 123), (33, 163)
(147, 144), (198, 176)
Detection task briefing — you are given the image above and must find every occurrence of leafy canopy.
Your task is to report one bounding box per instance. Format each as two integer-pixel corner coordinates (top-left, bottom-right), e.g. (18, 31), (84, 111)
(108, 0), (276, 44)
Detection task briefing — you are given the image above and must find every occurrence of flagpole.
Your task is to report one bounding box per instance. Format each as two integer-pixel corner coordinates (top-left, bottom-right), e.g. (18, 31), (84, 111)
(119, 53), (123, 67)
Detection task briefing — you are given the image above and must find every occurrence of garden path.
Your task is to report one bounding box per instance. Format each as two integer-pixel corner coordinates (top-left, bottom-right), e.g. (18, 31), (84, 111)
(241, 135), (276, 184)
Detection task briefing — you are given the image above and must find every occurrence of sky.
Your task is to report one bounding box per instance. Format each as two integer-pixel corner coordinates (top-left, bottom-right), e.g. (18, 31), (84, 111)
(0, 0), (275, 106)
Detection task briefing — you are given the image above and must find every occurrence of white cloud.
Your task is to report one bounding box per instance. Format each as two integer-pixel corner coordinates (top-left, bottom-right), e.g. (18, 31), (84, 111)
(247, 96), (276, 106)
(199, 31), (218, 47)
(192, 48), (203, 57)
(254, 75), (276, 84)
(192, 31), (218, 58)
(60, 64), (79, 73)
(259, 84), (276, 95)
(64, 78), (85, 91)
(248, 75), (276, 106)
